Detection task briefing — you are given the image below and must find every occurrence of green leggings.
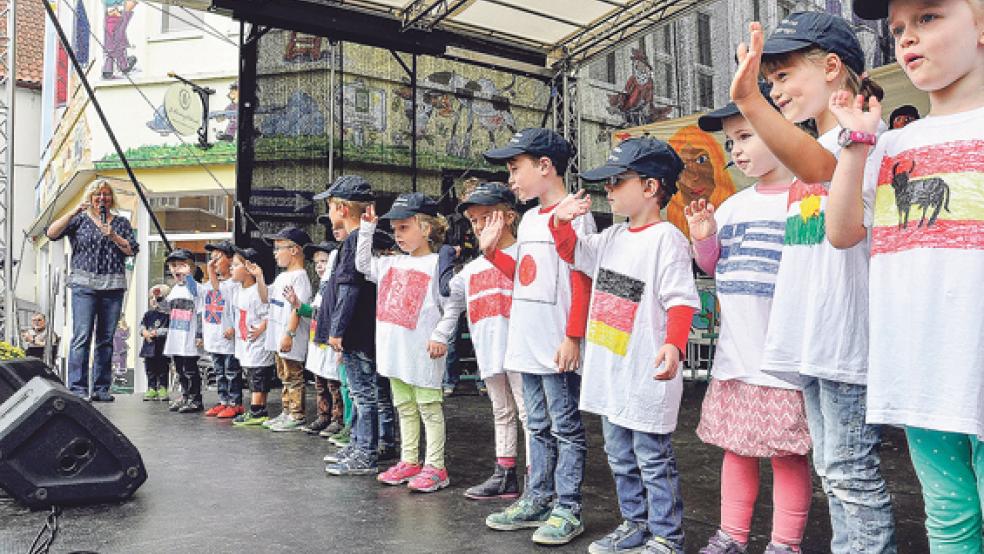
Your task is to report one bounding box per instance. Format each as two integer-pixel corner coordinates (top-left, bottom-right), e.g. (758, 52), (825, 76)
(338, 364), (353, 425)
(907, 426), (984, 553)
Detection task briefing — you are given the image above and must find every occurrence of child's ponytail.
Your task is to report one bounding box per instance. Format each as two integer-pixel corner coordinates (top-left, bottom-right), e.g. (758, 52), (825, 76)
(417, 213), (449, 247)
(845, 67), (884, 106)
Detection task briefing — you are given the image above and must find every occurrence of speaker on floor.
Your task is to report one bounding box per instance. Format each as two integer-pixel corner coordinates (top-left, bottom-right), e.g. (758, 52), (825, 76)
(0, 360), (147, 509)
(0, 356), (62, 404)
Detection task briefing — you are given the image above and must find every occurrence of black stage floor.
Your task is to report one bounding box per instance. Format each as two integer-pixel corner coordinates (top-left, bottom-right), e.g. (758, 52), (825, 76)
(1, 381), (929, 553)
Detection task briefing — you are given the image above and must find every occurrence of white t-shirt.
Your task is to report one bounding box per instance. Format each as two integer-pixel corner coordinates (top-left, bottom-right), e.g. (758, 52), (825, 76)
(504, 206), (596, 375)
(264, 268), (312, 362)
(432, 244), (517, 380)
(761, 125), (880, 386)
(710, 186), (795, 389)
(571, 221), (699, 434)
(235, 283), (275, 368)
(306, 251), (339, 380)
(200, 279), (238, 355)
(357, 221), (446, 389)
(861, 105), (984, 437)
(163, 280), (202, 357)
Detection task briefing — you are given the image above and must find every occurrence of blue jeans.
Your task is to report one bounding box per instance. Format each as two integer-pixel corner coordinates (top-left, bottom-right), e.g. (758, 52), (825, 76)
(376, 374), (397, 450)
(212, 353), (242, 405)
(68, 287), (124, 396)
(523, 371), (587, 513)
(803, 378), (897, 554)
(344, 351), (378, 460)
(602, 418), (684, 551)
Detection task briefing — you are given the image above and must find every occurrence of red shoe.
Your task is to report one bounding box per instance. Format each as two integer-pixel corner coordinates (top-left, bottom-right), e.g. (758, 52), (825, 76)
(217, 405), (244, 419)
(205, 404), (225, 417)
(377, 461), (421, 485)
(407, 465), (450, 493)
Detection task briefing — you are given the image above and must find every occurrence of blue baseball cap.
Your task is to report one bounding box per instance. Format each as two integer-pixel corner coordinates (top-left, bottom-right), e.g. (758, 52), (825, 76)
(580, 138), (684, 193)
(381, 192), (440, 220)
(165, 248), (194, 263)
(483, 128), (572, 171)
(763, 12), (865, 76)
(313, 174), (374, 201)
(303, 240), (338, 260)
(852, 1), (890, 20)
(264, 226), (312, 247)
(203, 240), (235, 257)
(698, 81), (778, 132)
(456, 182), (517, 214)
(232, 246), (261, 264)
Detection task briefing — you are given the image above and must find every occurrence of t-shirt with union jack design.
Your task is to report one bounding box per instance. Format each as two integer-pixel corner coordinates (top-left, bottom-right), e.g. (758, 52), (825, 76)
(200, 279), (239, 355)
(162, 278), (202, 357)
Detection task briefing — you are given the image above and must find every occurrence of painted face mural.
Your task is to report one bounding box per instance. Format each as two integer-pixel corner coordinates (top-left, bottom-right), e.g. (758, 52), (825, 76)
(666, 125), (736, 239)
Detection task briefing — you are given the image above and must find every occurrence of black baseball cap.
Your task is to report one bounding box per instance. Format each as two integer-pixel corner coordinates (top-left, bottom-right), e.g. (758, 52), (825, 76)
(698, 81), (778, 132)
(889, 104), (919, 123)
(763, 12), (865, 76)
(483, 128), (572, 171)
(303, 241), (338, 259)
(580, 137), (684, 196)
(313, 174), (374, 201)
(264, 226), (312, 247)
(852, 1), (890, 20)
(456, 182), (516, 214)
(232, 246), (261, 264)
(204, 240), (235, 257)
(381, 192), (439, 220)
(165, 248), (194, 263)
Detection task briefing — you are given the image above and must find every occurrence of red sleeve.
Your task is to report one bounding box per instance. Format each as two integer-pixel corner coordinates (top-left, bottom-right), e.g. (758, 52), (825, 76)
(665, 305), (696, 358)
(485, 249), (516, 281)
(566, 270), (592, 338)
(548, 217), (577, 264)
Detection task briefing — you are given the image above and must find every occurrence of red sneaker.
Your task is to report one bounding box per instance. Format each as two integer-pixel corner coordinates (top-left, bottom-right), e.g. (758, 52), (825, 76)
(377, 461), (421, 485)
(205, 404), (225, 417)
(217, 405), (244, 419)
(407, 465), (450, 493)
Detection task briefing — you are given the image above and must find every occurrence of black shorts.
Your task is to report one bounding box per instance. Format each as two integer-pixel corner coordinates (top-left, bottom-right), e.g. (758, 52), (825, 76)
(244, 365), (274, 393)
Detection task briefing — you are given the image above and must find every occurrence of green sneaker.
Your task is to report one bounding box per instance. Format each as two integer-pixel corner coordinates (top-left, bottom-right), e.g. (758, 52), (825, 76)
(485, 498), (552, 531)
(156, 386), (169, 401)
(328, 426), (351, 446)
(143, 388), (158, 401)
(531, 506), (584, 545)
(233, 412), (270, 427)
(262, 412), (286, 429)
(269, 415), (305, 432)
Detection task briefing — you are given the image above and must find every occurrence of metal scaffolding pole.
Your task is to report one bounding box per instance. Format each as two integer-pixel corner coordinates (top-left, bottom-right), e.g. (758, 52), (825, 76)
(1, 0), (17, 342)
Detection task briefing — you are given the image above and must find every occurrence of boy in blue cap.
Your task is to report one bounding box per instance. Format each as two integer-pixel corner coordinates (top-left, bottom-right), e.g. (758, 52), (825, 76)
(551, 137), (699, 554)
(481, 128), (595, 545)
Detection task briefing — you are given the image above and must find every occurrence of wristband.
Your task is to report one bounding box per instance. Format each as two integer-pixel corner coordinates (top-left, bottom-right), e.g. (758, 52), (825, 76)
(837, 128), (877, 148)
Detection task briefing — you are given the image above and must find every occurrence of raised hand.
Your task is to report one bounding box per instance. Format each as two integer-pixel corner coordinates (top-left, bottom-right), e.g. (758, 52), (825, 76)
(553, 189), (592, 226)
(283, 284), (300, 309)
(478, 210), (505, 255)
(731, 22), (765, 104)
(245, 261), (264, 279)
(683, 199), (718, 241)
(76, 200), (92, 215)
(829, 91), (882, 136)
(362, 204), (378, 224)
(653, 344), (681, 381)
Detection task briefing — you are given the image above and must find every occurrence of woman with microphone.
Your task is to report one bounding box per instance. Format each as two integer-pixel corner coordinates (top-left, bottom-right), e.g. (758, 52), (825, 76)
(46, 179), (139, 401)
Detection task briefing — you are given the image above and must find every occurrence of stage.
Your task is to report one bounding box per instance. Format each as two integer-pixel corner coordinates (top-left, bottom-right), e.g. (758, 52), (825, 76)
(0, 382), (929, 553)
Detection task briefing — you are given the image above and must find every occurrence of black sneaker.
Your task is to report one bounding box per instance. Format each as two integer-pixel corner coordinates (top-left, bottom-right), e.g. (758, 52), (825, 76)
(178, 399), (204, 413)
(325, 449), (378, 476)
(377, 446), (399, 463)
(464, 463), (519, 500)
(302, 417), (331, 435)
(168, 396), (188, 412)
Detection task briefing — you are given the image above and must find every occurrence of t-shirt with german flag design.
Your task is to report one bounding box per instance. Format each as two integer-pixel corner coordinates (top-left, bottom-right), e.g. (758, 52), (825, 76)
(861, 105), (984, 438)
(569, 221), (699, 434)
(233, 282), (274, 368)
(431, 244), (517, 380)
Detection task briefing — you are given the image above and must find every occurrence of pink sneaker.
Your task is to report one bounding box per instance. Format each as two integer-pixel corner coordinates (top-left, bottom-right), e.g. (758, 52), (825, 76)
(407, 465), (450, 493)
(377, 461), (421, 485)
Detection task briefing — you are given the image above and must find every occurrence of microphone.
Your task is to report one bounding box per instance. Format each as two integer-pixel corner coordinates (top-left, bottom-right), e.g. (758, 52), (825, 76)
(100, 205), (108, 225)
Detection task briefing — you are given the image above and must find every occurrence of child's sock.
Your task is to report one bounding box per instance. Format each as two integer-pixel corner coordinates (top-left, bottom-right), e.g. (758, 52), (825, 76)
(720, 450), (758, 545)
(497, 457), (516, 468)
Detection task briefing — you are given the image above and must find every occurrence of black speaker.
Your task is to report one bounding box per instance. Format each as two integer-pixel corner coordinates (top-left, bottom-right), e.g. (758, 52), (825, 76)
(0, 357), (62, 404)
(0, 364), (147, 509)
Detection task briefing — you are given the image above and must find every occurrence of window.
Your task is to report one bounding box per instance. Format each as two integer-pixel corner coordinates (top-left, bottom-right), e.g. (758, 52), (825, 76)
(589, 52), (617, 84)
(696, 13), (712, 67)
(752, 0), (761, 21)
(161, 4), (201, 33)
(149, 193), (232, 234)
(208, 195), (227, 218)
(696, 72), (714, 110)
(149, 196), (178, 209)
(655, 60), (674, 99)
(778, 2), (793, 20)
(653, 25), (672, 54)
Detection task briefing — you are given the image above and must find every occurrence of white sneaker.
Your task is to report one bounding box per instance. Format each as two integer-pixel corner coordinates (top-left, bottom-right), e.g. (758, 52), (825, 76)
(261, 412), (286, 428)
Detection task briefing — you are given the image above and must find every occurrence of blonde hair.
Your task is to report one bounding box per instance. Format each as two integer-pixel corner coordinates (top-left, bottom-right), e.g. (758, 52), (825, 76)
(415, 213), (449, 247)
(84, 178), (117, 210)
(329, 197), (372, 217)
(666, 126), (737, 238)
(761, 47), (883, 102)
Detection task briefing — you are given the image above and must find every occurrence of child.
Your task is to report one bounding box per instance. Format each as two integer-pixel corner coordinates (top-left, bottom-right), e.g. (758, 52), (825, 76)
(161, 249), (204, 413)
(139, 285), (170, 401)
(827, 1), (984, 550)
(549, 138), (698, 554)
(432, 182), (528, 500)
(262, 226), (313, 432)
(229, 247), (276, 427)
(289, 240), (346, 436)
(351, 192), (451, 492)
(481, 128), (595, 546)
(688, 96), (813, 554)
(730, 12), (896, 552)
(202, 240), (244, 419)
(318, 176), (397, 473)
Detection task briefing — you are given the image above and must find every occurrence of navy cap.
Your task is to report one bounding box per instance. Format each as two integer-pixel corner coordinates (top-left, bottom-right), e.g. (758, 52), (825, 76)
(165, 248), (194, 263)
(204, 240), (235, 257)
(763, 12), (865, 76)
(456, 182), (516, 214)
(313, 174), (374, 201)
(852, 1), (889, 20)
(698, 81), (778, 132)
(483, 128), (572, 168)
(381, 192), (439, 220)
(264, 226), (312, 247)
(232, 246), (261, 264)
(303, 240), (338, 259)
(580, 137), (684, 188)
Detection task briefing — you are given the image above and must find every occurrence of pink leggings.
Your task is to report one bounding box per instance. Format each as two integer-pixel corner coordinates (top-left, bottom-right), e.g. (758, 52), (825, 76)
(720, 450), (812, 548)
